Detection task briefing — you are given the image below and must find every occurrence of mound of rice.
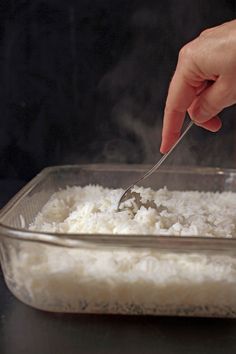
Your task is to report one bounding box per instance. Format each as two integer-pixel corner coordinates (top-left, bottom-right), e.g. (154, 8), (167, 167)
(29, 185), (236, 237)
(8, 185), (236, 316)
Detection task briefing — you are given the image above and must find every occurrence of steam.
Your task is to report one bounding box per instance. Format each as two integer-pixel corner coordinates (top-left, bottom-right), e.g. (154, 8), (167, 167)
(1, 0), (235, 182)
(99, 7), (167, 164)
(99, 4), (236, 168)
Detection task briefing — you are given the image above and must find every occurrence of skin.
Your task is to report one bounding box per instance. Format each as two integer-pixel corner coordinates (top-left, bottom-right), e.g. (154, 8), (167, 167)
(160, 19), (236, 154)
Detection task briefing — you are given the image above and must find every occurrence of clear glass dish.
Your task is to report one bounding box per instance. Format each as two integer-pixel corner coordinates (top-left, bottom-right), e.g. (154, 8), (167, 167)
(1, 164), (236, 317)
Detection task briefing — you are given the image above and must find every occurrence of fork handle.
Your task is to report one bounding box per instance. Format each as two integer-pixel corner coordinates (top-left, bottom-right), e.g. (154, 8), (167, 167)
(136, 120), (194, 183)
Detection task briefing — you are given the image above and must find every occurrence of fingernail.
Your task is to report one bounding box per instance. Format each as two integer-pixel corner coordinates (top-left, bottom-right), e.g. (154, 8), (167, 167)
(160, 143), (166, 154)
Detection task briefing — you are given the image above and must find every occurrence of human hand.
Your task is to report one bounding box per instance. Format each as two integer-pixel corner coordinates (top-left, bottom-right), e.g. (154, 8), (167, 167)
(161, 20), (236, 153)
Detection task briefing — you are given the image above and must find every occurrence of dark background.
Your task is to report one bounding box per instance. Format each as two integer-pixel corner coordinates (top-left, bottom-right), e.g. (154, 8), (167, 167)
(0, 0), (236, 186)
(1, 2), (236, 353)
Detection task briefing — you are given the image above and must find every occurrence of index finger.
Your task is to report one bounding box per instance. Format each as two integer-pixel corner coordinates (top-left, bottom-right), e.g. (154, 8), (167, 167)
(160, 66), (197, 153)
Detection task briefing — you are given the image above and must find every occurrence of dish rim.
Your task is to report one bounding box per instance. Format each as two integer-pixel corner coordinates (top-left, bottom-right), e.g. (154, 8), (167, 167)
(0, 164), (236, 250)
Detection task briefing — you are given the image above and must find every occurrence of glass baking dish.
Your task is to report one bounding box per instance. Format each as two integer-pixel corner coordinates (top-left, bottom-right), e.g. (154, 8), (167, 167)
(1, 164), (236, 317)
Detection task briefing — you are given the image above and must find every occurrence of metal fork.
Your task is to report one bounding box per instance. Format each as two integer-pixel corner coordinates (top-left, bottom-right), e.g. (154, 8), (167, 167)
(117, 120), (194, 213)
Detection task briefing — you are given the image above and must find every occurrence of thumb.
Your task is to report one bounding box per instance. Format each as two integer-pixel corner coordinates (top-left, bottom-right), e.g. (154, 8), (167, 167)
(188, 77), (235, 123)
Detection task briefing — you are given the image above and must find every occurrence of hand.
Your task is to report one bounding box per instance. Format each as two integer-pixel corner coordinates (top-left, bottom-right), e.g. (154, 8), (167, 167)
(160, 20), (236, 153)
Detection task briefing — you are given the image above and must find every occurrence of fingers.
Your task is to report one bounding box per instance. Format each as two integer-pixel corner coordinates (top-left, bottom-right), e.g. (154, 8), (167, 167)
(161, 20), (236, 154)
(188, 77), (235, 123)
(160, 66), (198, 154)
(193, 115), (222, 132)
(161, 74), (233, 154)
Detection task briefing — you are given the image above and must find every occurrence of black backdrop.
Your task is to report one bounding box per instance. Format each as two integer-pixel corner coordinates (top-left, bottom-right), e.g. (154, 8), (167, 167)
(0, 0), (236, 183)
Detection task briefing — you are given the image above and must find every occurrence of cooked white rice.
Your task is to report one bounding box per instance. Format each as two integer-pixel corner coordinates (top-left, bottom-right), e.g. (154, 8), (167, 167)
(8, 185), (236, 316)
(29, 185), (236, 237)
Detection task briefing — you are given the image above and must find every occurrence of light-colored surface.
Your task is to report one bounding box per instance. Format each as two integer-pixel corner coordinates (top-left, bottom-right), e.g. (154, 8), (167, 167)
(30, 185), (236, 237)
(6, 184), (236, 316)
(8, 239), (236, 316)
